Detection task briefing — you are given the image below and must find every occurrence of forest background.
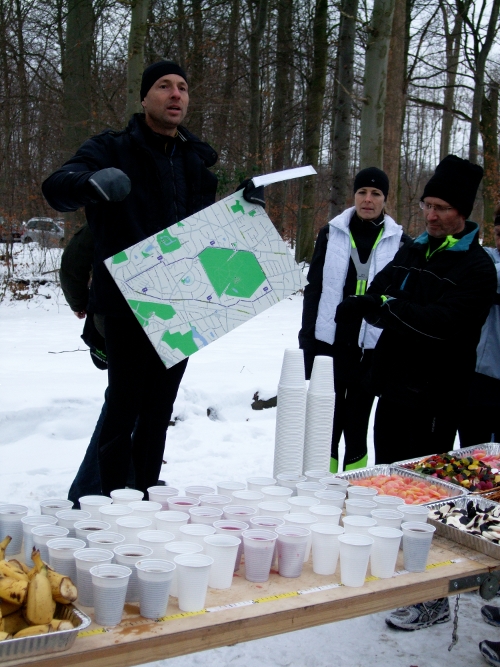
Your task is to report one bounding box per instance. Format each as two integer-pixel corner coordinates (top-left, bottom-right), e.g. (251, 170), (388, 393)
(0, 0), (499, 265)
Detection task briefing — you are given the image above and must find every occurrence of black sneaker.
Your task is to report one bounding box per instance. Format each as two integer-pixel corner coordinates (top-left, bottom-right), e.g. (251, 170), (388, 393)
(480, 640), (500, 667)
(482, 605), (500, 627)
(385, 597), (451, 631)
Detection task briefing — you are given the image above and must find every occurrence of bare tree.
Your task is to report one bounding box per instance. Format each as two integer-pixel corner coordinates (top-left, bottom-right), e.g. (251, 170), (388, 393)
(126, 0), (150, 120)
(246, 0), (268, 173)
(480, 81), (499, 238)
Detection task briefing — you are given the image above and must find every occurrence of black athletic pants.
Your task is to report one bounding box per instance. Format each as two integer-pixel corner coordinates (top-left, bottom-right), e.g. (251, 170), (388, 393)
(97, 310), (188, 497)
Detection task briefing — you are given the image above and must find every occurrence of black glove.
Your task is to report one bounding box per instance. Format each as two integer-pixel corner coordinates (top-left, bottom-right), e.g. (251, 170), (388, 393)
(334, 294), (382, 324)
(88, 168), (131, 202)
(236, 178), (265, 208)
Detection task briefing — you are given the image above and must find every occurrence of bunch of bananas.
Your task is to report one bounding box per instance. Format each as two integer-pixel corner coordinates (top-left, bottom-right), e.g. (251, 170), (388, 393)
(0, 535), (78, 640)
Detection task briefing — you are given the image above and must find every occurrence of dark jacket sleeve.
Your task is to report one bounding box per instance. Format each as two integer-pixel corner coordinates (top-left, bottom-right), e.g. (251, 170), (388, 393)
(60, 225), (95, 312)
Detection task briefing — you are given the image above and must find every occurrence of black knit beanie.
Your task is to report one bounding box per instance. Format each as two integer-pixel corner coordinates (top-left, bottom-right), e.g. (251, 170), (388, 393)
(353, 167), (389, 199)
(140, 61), (188, 101)
(421, 155), (483, 218)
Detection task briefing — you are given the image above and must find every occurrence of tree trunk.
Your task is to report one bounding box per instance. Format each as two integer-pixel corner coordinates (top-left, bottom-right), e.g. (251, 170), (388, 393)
(246, 0), (268, 174)
(359, 0), (396, 169)
(126, 0), (150, 120)
(480, 82), (499, 245)
(295, 0), (328, 263)
(188, 0), (204, 137)
(330, 0), (359, 218)
(219, 0), (240, 146)
(439, 0), (463, 160)
(176, 0), (187, 69)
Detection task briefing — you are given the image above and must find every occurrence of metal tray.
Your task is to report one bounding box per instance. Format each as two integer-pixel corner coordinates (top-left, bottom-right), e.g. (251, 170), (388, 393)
(0, 603), (91, 662)
(426, 495), (500, 560)
(335, 465), (469, 505)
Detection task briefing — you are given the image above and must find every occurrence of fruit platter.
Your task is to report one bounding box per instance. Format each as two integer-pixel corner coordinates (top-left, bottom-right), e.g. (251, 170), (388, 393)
(334, 465), (468, 505)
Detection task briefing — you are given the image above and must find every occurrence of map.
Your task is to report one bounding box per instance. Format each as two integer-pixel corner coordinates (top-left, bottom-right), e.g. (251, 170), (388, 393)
(105, 189), (307, 368)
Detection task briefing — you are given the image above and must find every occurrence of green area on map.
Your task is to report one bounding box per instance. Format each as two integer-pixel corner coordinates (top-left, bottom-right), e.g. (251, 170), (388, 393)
(157, 229), (181, 253)
(198, 248), (266, 298)
(161, 329), (198, 356)
(230, 200), (245, 215)
(128, 300), (176, 327)
(112, 250), (128, 264)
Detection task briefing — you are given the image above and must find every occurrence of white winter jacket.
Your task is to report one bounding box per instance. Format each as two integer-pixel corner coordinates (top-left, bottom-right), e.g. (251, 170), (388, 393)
(315, 206), (403, 349)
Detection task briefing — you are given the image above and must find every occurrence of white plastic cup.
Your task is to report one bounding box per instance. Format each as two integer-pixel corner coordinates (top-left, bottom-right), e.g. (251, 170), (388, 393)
(199, 494), (232, 508)
(90, 563), (132, 626)
(345, 499), (377, 516)
(0, 505), (29, 555)
(213, 520), (249, 572)
(32, 525), (69, 562)
(136, 559), (176, 618)
(113, 544), (154, 602)
(47, 537), (86, 580)
(320, 477), (349, 489)
(305, 470), (333, 482)
(223, 505), (257, 522)
(276, 526), (310, 578)
(313, 490), (346, 508)
(347, 486), (378, 500)
(260, 486), (293, 502)
(74, 547), (114, 607)
(166, 496), (200, 512)
(283, 513), (318, 561)
(128, 500), (162, 519)
(371, 509), (404, 528)
(246, 477), (276, 491)
(138, 530), (175, 558)
(174, 553), (214, 612)
(296, 481), (327, 497)
(164, 542), (203, 596)
(39, 499), (73, 516)
(241, 529), (277, 582)
(216, 481), (246, 496)
(231, 490), (265, 509)
(250, 517), (285, 567)
(287, 496), (320, 510)
(203, 534), (240, 589)
(74, 519), (111, 545)
(342, 515), (378, 535)
(257, 502), (291, 518)
(22, 515), (57, 565)
(309, 505), (342, 525)
(278, 348), (305, 386)
(87, 531), (126, 550)
(79, 495), (113, 519)
(276, 472), (307, 495)
(115, 516), (152, 543)
(189, 506), (223, 525)
(311, 523), (345, 575)
(110, 488), (144, 505)
(401, 521), (436, 572)
(154, 511), (189, 539)
(55, 509), (91, 538)
(184, 486), (216, 499)
(368, 526), (403, 578)
(397, 505), (429, 523)
(374, 496), (404, 509)
(338, 534), (374, 587)
(147, 486), (179, 509)
(179, 524), (216, 547)
(98, 504), (133, 531)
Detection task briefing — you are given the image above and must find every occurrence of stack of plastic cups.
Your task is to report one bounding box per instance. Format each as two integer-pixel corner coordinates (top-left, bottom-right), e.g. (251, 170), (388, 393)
(164, 542), (203, 597)
(115, 517), (152, 543)
(74, 520), (111, 545)
(368, 526), (403, 578)
(246, 477), (276, 491)
(174, 554), (214, 612)
(303, 356), (335, 473)
(216, 481), (246, 497)
(276, 472), (307, 496)
(338, 534), (374, 587)
(296, 481), (327, 497)
(98, 504), (133, 531)
(199, 494), (232, 508)
(311, 524), (345, 575)
(276, 526), (310, 578)
(147, 486), (179, 510)
(136, 559), (176, 618)
(47, 537), (86, 580)
(283, 513), (318, 561)
(185, 486), (216, 499)
(74, 548), (114, 607)
(273, 349), (307, 478)
(55, 510), (91, 538)
(110, 489), (144, 505)
(257, 502), (291, 518)
(128, 501), (162, 519)
(314, 490), (346, 509)
(401, 521), (436, 572)
(213, 520), (249, 572)
(154, 511), (189, 539)
(342, 515), (378, 535)
(167, 497), (200, 512)
(32, 525), (69, 561)
(79, 495), (113, 519)
(138, 530), (175, 558)
(90, 564), (132, 626)
(114, 544), (153, 602)
(189, 507), (223, 525)
(22, 515), (57, 566)
(203, 534), (241, 589)
(260, 486), (293, 503)
(241, 529), (277, 582)
(0, 505), (29, 555)
(250, 516), (285, 567)
(371, 509), (404, 528)
(179, 524), (216, 547)
(309, 505), (342, 525)
(39, 499), (73, 516)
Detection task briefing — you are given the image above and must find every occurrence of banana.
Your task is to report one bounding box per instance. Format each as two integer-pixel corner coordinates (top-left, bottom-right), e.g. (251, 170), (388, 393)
(0, 537), (11, 560)
(0, 577), (28, 606)
(2, 609), (28, 635)
(8, 560), (30, 576)
(0, 607), (3, 632)
(0, 600), (23, 615)
(25, 564), (53, 625)
(0, 631), (12, 641)
(49, 619), (74, 631)
(14, 624), (50, 638)
(0, 561), (28, 582)
(46, 570), (77, 604)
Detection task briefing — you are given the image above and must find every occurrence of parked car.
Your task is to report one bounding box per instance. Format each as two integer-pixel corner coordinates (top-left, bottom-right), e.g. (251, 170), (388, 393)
(0, 216), (22, 243)
(21, 218), (65, 247)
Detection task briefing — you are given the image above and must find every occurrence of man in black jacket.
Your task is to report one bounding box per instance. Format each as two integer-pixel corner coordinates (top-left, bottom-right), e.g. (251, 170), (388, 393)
(43, 61), (218, 498)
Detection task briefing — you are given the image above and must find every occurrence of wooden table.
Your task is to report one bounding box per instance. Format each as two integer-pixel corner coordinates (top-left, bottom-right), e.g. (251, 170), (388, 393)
(4, 535), (500, 667)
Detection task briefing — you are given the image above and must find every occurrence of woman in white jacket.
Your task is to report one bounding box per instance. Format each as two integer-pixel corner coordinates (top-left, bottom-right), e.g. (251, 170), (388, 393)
(299, 168), (407, 473)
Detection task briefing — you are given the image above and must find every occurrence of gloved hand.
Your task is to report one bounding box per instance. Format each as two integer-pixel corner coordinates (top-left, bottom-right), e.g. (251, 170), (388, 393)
(236, 178), (265, 208)
(335, 294), (383, 323)
(88, 168), (131, 202)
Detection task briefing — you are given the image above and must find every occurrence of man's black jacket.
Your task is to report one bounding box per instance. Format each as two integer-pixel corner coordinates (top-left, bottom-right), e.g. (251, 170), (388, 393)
(43, 114), (218, 315)
(365, 222), (497, 404)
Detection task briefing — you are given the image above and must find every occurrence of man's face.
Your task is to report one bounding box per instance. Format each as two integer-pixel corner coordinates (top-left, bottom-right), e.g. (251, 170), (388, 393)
(354, 187), (385, 221)
(422, 197), (466, 238)
(494, 225), (500, 253)
(142, 74), (189, 136)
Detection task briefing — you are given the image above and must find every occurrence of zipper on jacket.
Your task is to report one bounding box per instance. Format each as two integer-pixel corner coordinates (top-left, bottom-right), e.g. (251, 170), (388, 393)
(166, 142), (179, 223)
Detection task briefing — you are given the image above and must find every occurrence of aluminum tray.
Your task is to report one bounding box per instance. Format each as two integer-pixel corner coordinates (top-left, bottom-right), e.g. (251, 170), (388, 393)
(335, 465), (469, 505)
(0, 603), (91, 662)
(426, 495), (500, 560)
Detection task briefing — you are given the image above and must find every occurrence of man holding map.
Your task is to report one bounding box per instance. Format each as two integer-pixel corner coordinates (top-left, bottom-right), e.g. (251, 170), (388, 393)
(43, 61), (221, 497)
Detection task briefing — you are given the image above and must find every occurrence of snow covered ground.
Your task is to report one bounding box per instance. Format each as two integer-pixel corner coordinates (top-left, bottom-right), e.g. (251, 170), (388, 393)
(0, 246), (496, 666)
